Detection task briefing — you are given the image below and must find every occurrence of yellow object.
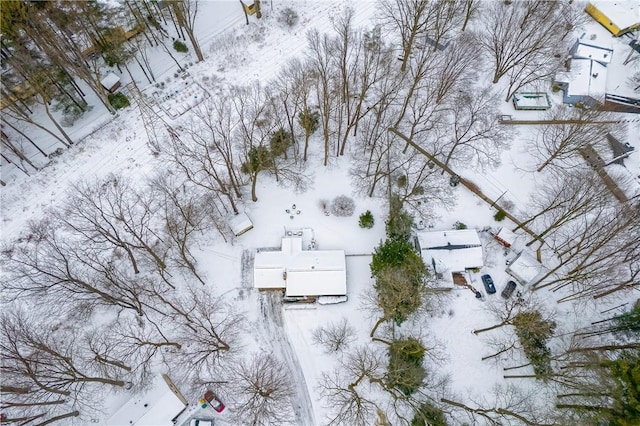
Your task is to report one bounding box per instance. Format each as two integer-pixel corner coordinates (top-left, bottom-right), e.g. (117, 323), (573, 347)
(585, 2), (640, 36)
(242, 2), (257, 16)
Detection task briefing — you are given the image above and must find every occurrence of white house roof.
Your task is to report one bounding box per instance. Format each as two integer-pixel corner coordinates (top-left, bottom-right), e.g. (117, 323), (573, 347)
(590, 0), (640, 31)
(107, 376), (185, 426)
(566, 58), (608, 99)
(254, 237), (346, 297)
(418, 229), (484, 272)
(506, 251), (546, 286)
(573, 41), (613, 64)
(100, 72), (121, 90)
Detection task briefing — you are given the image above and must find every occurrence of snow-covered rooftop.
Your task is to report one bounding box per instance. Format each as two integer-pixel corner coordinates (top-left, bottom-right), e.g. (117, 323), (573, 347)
(254, 237), (347, 297)
(573, 40), (613, 64)
(506, 251), (546, 286)
(228, 212), (253, 236)
(418, 229), (484, 272)
(566, 58), (608, 98)
(107, 376), (186, 426)
(100, 72), (121, 91)
(589, 0), (640, 31)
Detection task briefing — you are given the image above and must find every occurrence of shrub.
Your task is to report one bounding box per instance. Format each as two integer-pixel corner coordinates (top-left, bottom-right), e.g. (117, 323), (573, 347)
(387, 338), (426, 395)
(494, 210), (506, 221)
(331, 195), (355, 217)
(107, 92), (130, 110)
(277, 7), (299, 28)
(270, 128), (293, 157)
(173, 39), (188, 53)
(359, 211), (374, 229)
(386, 195), (413, 241)
(454, 221), (467, 230)
(411, 402), (448, 426)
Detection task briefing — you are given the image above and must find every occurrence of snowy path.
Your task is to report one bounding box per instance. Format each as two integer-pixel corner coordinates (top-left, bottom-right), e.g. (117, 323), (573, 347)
(258, 292), (316, 426)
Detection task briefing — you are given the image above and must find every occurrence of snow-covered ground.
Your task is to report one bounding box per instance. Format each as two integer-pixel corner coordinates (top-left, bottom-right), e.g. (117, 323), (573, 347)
(1, 1), (639, 425)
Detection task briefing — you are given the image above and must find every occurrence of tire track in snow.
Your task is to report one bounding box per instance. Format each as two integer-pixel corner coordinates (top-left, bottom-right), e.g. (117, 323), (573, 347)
(259, 292), (316, 426)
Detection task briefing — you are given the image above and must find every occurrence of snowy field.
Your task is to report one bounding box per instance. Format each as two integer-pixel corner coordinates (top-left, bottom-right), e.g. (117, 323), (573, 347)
(1, 1), (639, 426)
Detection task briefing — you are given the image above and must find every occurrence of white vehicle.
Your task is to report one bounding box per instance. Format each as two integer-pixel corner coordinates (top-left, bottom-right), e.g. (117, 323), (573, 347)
(190, 419), (213, 426)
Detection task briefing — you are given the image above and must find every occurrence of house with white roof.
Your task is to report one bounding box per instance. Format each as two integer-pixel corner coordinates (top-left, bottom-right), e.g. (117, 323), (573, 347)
(555, 34), (640, 111)
(254, 236), (347, 297)
(585, 1), (640, 37)
(107, 375), (187, 426)
(416, 229), (484, 281)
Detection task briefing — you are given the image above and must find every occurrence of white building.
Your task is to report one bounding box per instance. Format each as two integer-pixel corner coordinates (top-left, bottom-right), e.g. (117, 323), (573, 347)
(254, 237), (347, 297)
(506, 251), (547, 286)
(417, 229), (484, 276)
(228, 212), (253, 237)
(107, 375), (187, 426)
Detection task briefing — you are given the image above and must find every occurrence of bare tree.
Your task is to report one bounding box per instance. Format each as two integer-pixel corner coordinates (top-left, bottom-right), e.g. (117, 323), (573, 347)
(528, 105), (613, 173)
(514, 168), (611, 244)
(435, 86), (510, 172)
(151, 283), (243, 381)
(169, 0), (204, 62)
(312, 317), (357, 353)
(2, 220), (148, 316)
(165, 98), (243, 214)
(59, 175), (169, 275)
(229, 352), (295, 425)
(318, 346), (385, 425)
(1, 309), (127, 424)
(473, 295), (528, 335)
(477, 1), (578, 87)
(306, 29), (340, 166)
(378, 0), (430, 73)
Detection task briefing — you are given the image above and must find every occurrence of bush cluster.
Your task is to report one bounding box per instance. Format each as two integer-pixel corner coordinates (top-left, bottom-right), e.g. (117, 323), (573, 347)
(331, 195), (355, 217)
(386, 337), (426, 395)
(173, 39), (188, 53)
(494, 210), (507, 221)
(107, 92), (130, 110)
(277, 7), (299, 28)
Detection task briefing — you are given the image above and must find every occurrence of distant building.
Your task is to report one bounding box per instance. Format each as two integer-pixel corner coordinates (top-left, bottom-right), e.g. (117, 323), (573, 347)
(254, 236), (346, 297)
(555, 36), (640, 112)
(416, 229), (484, 280)
(100, 72), (122, 93)
(585, 1), (640, 37)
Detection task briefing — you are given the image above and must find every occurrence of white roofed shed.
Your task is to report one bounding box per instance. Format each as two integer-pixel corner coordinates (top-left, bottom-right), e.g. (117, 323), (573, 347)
(506, 251), (547, 286)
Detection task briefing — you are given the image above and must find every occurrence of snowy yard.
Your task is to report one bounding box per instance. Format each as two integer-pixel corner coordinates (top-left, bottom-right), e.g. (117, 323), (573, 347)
(1, 1), (639, 426)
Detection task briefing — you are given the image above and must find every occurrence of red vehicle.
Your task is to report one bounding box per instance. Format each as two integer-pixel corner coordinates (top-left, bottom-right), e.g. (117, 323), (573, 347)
(204, 390), (225, 413)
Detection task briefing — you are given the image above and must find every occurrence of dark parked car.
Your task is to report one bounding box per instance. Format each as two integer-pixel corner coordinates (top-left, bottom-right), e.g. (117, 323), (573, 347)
(481, 274), (496, 294)
(501, 281), (517, 299)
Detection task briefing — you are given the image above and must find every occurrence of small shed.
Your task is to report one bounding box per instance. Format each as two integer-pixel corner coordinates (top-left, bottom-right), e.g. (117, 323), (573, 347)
(512, 92), (551, 110)
(585, 1), (640, 37)
(228, 212), (253, 237)
(100, 72), (122, 93)
(506, 251), (546, 286)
